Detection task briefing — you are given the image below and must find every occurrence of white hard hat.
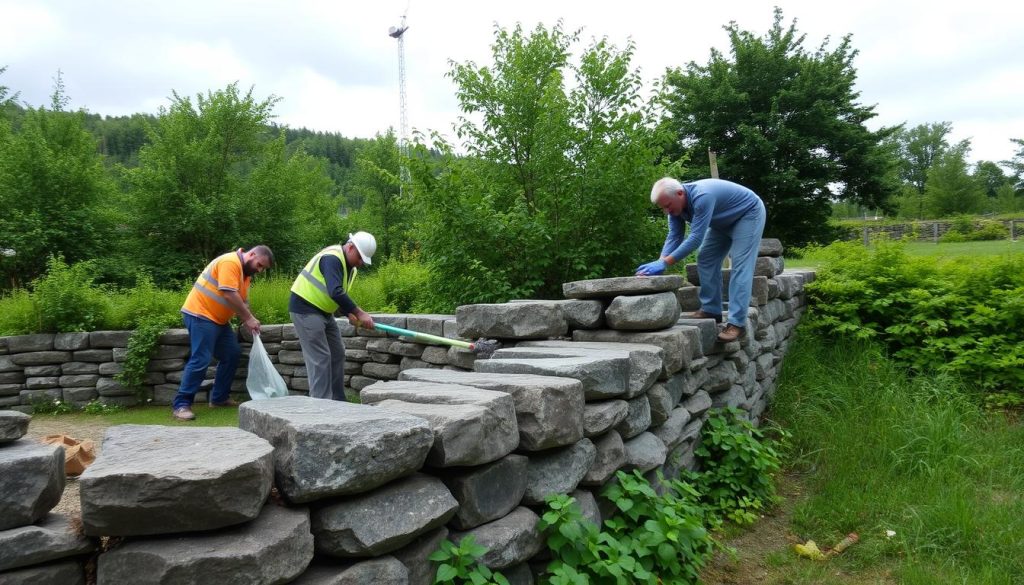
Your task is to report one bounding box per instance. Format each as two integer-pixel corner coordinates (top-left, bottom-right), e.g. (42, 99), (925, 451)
(348, 231), (377, 265)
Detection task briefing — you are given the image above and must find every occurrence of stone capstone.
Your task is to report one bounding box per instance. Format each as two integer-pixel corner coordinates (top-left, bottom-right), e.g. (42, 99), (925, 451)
(239, 396), (433, 503)
(562, 275), (685, 300)
(476, 352), (629, 401)
(96, 504), (313, 585)
(311, 474), (458, 557)
(515, 340), (664, 399)
(79, 425), (274, 536)
(455, 303), (568, 340)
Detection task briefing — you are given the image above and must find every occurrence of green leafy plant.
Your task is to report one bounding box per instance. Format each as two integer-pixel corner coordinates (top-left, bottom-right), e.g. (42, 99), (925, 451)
(116, 314), (179, 398)
(429, 535), (509, 585)
(81, 399), (124, 415)
(30, 397), (74, 415)
(539, 471), (717, 584)
(31, 256), (110, 332)
(686, 408), (785, 525)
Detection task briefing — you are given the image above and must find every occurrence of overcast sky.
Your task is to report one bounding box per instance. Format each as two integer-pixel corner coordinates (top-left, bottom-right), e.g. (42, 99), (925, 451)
(3, 0), (1022, 167)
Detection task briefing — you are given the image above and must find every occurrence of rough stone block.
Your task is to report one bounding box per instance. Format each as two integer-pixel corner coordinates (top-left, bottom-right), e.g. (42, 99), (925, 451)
(456, 303), (568, 340)
(0, 513), (96, 572)
(581, 430), (625, 486)
(605, 292), (680, 330)
(614, 395), (651, 440)
(0, 439), (64, 530)
(505, 341), (662, 398)
(622, 432), (667, 473)
(583, 399), (629, 438)
(437, 454), (528, 530)
(7, 334), (55, 353)
(0, 411), (30, 444)
(11, 352), (72, 367)
(312, 474), (457, 557)
(53, 332), (90, 351)
(96, 504), (313, 585)
(508, 299), (605, 330)
(392, 527), (448, 585)
(523, 439), (596, 505)
(0, 560), (85, 585)
(562, 275), (685, 300)
(290, 556), (409, 585)
(572, 325), (696, 376)
(88, 331), (132, 348)
(759, 238), (784, 257)
(239, 396), (433, 503)
(449, 508), (544, 570)
(80, 425), (274, 536)
(476, 352), (629, 401)
(398, 369), (584, 451)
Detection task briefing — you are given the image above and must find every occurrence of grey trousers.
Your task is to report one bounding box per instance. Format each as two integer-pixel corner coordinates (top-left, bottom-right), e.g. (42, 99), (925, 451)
(290, 311), (346, 401)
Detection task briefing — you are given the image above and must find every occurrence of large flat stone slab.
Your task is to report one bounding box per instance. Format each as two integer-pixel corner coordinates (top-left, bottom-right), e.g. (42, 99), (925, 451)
(0, 411), (30, 444)
(0, 439), (64, 531)
(239, 396), (433, 503)
(455, 303), (567, 340)
(311, 474), (457, 557)
(97, 504), (313, 585)
(517, 341), (664, 398)
(572, 324), (700, 375)
(398, 369), (584, 451)
(79, 425), (274, 536)
(508, 299), (605, 329)
(371, 399), (516, 467)
(475, 352), (629, 401)
(0, 513), (96, 572)
(562, 275), (685, 300)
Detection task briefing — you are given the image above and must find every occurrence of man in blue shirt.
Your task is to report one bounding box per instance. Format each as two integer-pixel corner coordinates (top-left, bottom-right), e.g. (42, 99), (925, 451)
(636, 178), (766, 343)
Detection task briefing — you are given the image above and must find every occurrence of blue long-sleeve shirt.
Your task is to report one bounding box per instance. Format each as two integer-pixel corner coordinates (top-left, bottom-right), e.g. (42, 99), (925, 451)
(660, 179), (762, 263)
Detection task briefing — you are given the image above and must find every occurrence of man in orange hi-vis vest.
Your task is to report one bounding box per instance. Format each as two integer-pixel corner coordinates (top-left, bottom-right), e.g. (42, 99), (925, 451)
(172, 245), (274, 421)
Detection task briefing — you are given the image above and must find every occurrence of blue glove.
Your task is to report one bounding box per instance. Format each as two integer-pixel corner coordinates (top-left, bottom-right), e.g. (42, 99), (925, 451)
(635, 259), (667, 276)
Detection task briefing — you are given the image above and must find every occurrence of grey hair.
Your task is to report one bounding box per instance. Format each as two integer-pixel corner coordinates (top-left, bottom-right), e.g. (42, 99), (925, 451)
(650, 177), (684, 204)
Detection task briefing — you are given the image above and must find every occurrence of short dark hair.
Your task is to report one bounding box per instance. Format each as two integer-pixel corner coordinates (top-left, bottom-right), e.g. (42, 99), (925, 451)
(249, 245), (275, 267)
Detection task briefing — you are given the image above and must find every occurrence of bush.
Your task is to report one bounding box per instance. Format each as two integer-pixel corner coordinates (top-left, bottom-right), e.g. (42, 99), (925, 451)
(939, 217), (1009, 243)
(376, 251), (432, 313)
(0, 289), (40, 336)
(805, 240), (1024, 393)
(105, 274), (185, 330)
(32, 256), (110, 332)
(539, 471), (717, 584)
(686, 407), (786, 525)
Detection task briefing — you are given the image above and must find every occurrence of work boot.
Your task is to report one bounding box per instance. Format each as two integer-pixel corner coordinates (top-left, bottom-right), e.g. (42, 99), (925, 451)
(172, 407), (196, 421)
(209, 399), (239, 408)
(685, 309), (723, 323)
(717, 324), (745, 343)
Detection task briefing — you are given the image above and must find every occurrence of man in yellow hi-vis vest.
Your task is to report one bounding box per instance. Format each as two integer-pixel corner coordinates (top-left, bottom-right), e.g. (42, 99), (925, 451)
(173, 245), (274, 421)
(289, 232), (376, 401)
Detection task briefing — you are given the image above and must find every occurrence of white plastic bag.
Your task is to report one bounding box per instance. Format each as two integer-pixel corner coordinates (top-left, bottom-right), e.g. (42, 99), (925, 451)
(246, 334), (289, 400)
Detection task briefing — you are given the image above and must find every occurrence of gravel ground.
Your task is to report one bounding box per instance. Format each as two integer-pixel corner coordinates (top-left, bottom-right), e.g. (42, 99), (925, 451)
(25, 416), (113, 519)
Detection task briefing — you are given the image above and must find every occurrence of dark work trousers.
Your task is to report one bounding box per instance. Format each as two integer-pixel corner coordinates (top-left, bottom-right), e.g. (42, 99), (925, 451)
(290, 311), (346, 401)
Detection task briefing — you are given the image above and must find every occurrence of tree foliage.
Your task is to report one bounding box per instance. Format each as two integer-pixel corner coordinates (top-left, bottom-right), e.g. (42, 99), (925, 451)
(0, 91), (116, 287)
(1003, 138), (1024, 192)
(410, 22), (667, 308)
(923, 145), (986, 217)
(126, 83), (341, 282)
(661, 8), (899, 246)
(343, 130), (411, 261)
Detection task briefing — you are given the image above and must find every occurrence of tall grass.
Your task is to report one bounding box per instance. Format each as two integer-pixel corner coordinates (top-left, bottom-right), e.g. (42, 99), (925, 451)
(772, 333), (1024, 583)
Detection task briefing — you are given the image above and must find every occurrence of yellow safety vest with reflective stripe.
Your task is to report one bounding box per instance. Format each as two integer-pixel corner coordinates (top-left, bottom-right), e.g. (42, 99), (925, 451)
(290, 245), (358, 314)
(181, 250), (250, 325)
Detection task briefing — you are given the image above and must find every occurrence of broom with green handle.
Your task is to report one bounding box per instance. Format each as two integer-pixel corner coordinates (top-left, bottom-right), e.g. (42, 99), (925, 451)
(371, 323), (500, 359)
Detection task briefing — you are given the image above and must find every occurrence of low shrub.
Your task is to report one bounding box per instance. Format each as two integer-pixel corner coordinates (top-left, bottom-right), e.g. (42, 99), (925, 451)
(540, 470), (717, 584)
(685, 407), (786, 525)
(32, 256), (110, 332)
(0, 289), (39, 336)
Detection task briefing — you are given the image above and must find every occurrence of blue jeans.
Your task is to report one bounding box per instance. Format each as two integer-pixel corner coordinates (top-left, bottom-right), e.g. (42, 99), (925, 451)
(696, 200), (767, 327)
(172, 313), (240, 410)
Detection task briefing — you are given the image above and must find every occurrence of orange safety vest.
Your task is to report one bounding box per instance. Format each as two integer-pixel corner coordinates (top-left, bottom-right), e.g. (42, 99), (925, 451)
(181, 249), (251, 325)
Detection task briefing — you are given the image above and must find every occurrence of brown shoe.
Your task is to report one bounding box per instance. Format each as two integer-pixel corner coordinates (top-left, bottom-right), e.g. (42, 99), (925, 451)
(172, 407), (196, 421)
(209, 399), (239, 408)
(685, 309), (723, 323)
(717, 324), (745, 343)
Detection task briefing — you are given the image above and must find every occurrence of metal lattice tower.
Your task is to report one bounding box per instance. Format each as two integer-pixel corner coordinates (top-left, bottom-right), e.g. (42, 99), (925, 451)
(388, 15), (410, 167)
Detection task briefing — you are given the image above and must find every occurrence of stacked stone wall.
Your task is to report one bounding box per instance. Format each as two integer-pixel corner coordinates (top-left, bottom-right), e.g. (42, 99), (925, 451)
(1, 239), (816, 584)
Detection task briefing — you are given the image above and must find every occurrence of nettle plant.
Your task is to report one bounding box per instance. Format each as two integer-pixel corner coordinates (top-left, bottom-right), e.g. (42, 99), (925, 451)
(430, 535), (509, 585)
(539, 470), (717, 585)
(686, 408), (785, 526)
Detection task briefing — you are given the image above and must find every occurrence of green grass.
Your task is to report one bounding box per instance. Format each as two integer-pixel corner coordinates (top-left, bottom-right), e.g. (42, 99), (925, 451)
(787, 239), (1023, 269)
(33, 404), (240, 427)
(770, 332), (1024, 584)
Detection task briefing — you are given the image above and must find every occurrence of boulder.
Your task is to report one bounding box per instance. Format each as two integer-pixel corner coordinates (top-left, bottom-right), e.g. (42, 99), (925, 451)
(0, 440), (64, 531)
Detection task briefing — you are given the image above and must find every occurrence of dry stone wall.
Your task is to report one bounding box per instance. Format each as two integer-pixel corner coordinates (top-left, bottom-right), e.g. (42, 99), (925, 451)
(0, 238), (816, 584)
